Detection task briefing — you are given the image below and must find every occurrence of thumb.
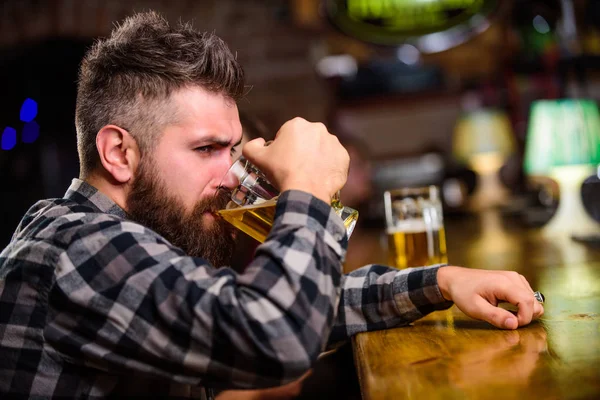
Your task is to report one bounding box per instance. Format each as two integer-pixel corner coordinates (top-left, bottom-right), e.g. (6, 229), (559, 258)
(469, 296), (518, 330)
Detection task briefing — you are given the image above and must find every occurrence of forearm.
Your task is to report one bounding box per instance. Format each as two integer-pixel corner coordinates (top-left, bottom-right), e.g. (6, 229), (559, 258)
(204, 191), (347, 387)
(327, 264), (453, 344)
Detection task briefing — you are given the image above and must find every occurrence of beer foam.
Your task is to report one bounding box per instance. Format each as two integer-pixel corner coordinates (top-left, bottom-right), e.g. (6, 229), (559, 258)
(225, 198), (277, 210)
(240, 198), (277, 209)
(386, 219), (442, 234)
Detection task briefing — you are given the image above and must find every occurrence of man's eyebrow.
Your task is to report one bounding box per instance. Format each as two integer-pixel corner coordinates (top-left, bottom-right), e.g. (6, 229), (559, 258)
(199, 136), (236, 147)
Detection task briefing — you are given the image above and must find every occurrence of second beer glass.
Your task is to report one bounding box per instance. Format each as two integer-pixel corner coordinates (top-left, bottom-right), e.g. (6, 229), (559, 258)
(384, 186), (448, 269)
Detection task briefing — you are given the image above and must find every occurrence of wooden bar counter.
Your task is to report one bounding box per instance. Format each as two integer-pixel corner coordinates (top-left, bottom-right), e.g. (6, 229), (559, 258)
(344, 209), (600, 400)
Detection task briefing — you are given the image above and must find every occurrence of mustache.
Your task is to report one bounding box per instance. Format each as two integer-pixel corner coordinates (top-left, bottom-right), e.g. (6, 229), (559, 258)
(192, 189), (231, 215)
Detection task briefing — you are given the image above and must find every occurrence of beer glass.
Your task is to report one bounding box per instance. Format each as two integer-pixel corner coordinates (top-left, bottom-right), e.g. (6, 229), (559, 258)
(217, 156), (359, 243)
(384, 186), (448, 269)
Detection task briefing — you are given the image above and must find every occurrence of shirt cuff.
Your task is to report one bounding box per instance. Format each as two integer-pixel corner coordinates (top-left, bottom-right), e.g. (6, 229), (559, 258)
(395, 264), (454, 314)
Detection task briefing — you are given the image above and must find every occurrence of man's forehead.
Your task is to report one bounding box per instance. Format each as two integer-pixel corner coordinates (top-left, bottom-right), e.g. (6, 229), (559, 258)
(171, 86), (236, 114)
(184, 116), (242, 145)
(168, 87), (242, 141)
(204, 115), (243, 143)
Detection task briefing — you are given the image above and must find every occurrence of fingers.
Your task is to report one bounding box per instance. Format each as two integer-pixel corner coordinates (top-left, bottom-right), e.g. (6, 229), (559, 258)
(495, 281), (536, 327)
(498, 289), (537, 326)
(533, 300), (544, 320)
(518, 274), (534, 293)
(471, 296), (519, 329)
(241, 138), (267, 163)
(239, 117), (348, 203)
(518, 276), (544, 320)
(513, 273), (544, 322)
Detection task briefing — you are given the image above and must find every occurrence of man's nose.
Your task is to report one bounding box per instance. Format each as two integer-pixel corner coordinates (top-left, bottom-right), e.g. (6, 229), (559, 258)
(219, 171), (239, 191)
(215, 157), (239, 191)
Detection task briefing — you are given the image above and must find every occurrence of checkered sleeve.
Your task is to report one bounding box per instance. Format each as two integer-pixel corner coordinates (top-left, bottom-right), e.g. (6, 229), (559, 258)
(328, 264), (453, 344)
(44, 190), (347, 390)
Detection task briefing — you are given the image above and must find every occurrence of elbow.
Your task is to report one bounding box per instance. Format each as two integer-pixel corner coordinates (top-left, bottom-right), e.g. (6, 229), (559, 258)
(285, 346), (318, 381)
(281, 329), (325, 382)
(255, 341), (319, 387)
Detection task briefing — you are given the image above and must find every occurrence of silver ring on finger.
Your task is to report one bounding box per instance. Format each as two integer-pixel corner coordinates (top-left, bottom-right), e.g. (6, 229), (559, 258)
(533, 291), (545, 304)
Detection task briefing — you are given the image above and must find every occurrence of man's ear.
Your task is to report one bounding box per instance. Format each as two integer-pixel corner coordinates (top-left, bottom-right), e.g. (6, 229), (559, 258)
(96, 125), (140, 183)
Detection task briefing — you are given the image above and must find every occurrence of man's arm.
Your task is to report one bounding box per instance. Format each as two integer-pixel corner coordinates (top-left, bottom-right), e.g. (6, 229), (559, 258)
(328, 263), (545, 344)
(328, 264), (452, 343)
(45, 190), (346, 390)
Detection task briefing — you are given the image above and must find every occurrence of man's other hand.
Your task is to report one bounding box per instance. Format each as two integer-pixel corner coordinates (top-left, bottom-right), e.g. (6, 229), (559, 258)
(437, 267), (544, 329)
(215, 370), (311, 400)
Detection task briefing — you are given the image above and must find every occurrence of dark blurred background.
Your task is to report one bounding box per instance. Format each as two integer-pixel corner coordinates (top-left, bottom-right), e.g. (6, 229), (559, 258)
(1, 0), (600, 247)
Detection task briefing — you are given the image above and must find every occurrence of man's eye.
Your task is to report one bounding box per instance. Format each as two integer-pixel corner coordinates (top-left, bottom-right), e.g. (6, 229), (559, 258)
(230, 146), (239, 157)
(195, 145), (213, 153)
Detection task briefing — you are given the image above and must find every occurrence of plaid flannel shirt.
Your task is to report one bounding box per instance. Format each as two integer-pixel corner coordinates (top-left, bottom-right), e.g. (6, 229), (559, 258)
(0, 179), (451, 398)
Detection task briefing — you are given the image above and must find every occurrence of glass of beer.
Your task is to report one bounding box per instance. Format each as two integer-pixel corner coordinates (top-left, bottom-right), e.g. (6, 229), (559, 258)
(384, 186), (448, 269)
(217, 156), (359, 243)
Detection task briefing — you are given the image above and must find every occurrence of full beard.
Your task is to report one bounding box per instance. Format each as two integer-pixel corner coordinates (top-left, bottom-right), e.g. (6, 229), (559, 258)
(126, 160), (237, 267)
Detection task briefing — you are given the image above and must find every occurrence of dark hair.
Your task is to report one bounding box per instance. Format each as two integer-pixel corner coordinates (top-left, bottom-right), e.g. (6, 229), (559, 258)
(75, 11), (245, 177)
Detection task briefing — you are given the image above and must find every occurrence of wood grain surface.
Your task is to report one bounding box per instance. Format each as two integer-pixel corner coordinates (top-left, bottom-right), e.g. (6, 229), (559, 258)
(346, 210), (600, 400)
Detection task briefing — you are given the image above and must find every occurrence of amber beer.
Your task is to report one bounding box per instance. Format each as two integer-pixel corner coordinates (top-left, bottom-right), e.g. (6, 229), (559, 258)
(387, 221), (448, 269)
(218, 199), (276, 243)
(218, 198), (358, 243)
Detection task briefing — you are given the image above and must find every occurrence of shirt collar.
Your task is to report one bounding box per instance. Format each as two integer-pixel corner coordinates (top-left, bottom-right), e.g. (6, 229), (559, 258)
(64, 178), (128, 219)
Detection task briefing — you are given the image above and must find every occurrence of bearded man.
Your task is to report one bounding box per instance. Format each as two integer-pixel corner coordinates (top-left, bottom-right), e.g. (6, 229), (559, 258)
(0, 11), (543, 399)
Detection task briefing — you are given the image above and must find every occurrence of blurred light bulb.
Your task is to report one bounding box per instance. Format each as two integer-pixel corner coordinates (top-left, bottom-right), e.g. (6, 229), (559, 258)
(396, 44), (420, 65)
(533, 15), (550, 34)
(316, 54), (358, 78)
